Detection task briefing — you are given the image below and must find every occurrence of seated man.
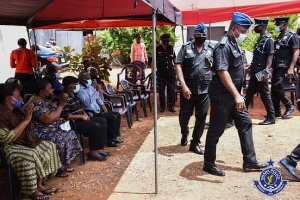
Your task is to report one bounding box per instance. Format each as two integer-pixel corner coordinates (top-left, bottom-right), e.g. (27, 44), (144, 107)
(77, 71), (122, 146)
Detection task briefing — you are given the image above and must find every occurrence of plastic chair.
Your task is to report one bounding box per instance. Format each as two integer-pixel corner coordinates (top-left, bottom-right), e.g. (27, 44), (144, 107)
(117, 64), (145, 89)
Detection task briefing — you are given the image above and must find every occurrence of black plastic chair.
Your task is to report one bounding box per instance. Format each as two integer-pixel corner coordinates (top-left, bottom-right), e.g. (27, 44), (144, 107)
(120, 79), (152, 117)
(117, 64), (145, 89)
(0, 145), (16, 200)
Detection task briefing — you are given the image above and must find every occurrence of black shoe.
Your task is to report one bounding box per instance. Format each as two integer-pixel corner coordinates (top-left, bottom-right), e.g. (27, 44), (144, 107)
(243, 162), (267, 172)
(225, 122), (234, 129)
(168, 107), (176, 113)
(87, 154), (107, 161)
(113, 137), (123, 143)
(203, 165), (225, 176)
(282, 106), (295, 119)
(107, 141), (119, 147)
(258, 118), (275, 125)
(99, 151), (111, 157)
(275, 112), (282, 118)
(189, 143), (204, 155)
(181, 135), (188, 146)
(160, 108), (165, 113)
(279, 158), (300, 181)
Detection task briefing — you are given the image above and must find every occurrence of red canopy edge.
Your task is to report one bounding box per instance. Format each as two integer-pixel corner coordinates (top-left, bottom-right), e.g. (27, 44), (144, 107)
(35, 19), (173, 29)
(182, 1), (300, 24)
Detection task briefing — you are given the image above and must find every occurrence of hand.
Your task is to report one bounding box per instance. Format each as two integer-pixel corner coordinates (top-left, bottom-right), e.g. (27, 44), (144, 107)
(234, 95), (245, 112)
(81, 115), (90, 121)
(262, 73), (269, 82)
(59, 93), (69, 106)
(102, 106), (108, 113)
(182, 85), (192, 99)
(25, 103), (34, 122)
(287, 68), (294, 76)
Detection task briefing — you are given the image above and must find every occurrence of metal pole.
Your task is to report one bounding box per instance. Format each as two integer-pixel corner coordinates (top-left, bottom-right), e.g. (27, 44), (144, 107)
(181, 25), (185, 43)
(152, 8), (158, 195)
(209, 23), (212, 42)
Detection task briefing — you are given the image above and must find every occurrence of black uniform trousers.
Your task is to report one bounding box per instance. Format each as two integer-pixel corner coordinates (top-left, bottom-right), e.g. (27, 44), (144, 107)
(179, 93), (209, 144)
(204, 94), (257, 167)
(75, 117), (107, 150)
(287, 144), (300, 165)
(245, 75), (275, 119)
(271, 67), (292, 114)
(158, 76), (175, 109)
(15, 73), (36, 95)
(94, 112), (121, 141)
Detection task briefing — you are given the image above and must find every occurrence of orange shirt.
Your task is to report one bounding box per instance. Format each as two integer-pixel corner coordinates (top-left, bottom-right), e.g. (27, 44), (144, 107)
(10, 48), (37, 74)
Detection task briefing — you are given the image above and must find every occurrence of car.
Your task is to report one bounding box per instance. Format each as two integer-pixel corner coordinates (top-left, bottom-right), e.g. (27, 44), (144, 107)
(37, 45), (69, 69)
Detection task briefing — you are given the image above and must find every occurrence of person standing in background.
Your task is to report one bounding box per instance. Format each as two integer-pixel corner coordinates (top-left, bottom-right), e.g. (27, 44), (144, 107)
(130, 33), (148, 65)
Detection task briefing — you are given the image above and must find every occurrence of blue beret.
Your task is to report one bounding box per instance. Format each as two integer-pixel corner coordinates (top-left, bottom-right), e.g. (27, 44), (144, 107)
(254, 18), (269, 25)
(232, 12), (253, 30)
(195, 22), (207, 34)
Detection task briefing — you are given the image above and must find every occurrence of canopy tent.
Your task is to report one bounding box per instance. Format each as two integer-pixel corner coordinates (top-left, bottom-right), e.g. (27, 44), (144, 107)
(0, 0), (181, 27)
(170, 0), (300, 25)
(36, 19), (174, 29)
(1, 0), (182, 194)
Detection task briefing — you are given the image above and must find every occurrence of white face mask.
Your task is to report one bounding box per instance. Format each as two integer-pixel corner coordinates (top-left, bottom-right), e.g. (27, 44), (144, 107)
(86, 79), (92, 87)
(74, 84), (80, 93)
(233, 28), (247, 43)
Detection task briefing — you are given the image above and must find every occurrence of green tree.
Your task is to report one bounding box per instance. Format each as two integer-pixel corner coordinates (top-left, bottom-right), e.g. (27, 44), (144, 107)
(99, 26), (176, 64)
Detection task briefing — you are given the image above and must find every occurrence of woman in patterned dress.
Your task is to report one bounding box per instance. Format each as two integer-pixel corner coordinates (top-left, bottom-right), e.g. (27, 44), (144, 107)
(27, 78), (82, 172)
(0, 83), (61, 200)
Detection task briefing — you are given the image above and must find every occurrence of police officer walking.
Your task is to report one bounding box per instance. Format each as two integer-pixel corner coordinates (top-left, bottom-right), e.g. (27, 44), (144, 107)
(203, 12), (267, 176)
(271, 17), (299, 119)
(279, 143), (300, 181)
(175, 23), (212, 155)
(157, 34), (176, 113)
(245, 18), (275, 125)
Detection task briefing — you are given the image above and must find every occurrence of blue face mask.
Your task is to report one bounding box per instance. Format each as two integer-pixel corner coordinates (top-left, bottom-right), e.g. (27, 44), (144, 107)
(86, 79), (92, 87)
(11, 96), (23, 109)
(55, 72), (60, 79)
(74, 84), (80, 93)
(275, 26), (281, 32)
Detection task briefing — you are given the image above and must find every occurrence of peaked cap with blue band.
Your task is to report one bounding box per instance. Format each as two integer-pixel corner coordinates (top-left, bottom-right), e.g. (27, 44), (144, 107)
(195, 22), (207, 34)
(232, 12), (253, 29)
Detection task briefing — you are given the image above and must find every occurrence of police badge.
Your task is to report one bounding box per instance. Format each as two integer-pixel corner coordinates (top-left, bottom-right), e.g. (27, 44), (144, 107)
(254, 159), (288, 196)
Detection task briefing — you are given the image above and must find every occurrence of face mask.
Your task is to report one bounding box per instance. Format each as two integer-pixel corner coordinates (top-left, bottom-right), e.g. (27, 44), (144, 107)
(74, 84), (80, 93)
(86, 79), (92, 87)
(55, 72), (59, 79)
(233, 28), (247, 43)
(275, 26), (281, 32)
(194, 37), (206, 45)
(11, 96), (23, 109)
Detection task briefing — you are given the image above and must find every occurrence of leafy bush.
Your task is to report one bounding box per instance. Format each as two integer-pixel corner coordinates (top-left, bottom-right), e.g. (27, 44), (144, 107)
(99, 26), (176, 64)
(62, 35), (112, 81)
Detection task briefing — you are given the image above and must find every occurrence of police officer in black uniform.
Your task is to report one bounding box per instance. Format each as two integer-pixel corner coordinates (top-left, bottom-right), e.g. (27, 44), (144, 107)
(271, 17), (299, 119)
(175, 23), (212, 155)
(245, 18), (275, 125)
(203, 12), (267, 176)
(157, 34), (176, 113)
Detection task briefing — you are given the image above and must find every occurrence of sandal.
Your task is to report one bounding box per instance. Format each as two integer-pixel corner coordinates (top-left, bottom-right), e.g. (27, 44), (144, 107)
(40, 187), (60, 195)
(30, 192), (49, 200)
(65, 167), (74, 173)
(56, 168), (69, 178)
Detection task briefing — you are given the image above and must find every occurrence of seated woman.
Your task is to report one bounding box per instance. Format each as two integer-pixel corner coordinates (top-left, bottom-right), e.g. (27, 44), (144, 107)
(44, 66), (63, 98)
(0, 83), (61, 200)
(27, 78), (82, 174)
(61, 76), (110, 161)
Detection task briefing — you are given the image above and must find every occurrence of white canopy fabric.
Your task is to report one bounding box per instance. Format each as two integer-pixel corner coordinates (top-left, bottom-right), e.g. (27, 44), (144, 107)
(170, 0), (300, 24)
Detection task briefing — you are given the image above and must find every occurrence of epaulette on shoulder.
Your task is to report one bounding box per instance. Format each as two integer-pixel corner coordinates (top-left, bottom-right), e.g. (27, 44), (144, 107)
(220, 37), (228, 45)
(265, 33), (272, 38)
(182, 41), (191, 47)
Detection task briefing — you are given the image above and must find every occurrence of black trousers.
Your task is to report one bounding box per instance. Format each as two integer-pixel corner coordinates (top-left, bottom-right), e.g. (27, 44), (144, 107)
(271, 68), (292, 114)
(15, 73), (36, 95)
(204, 94), (257, 167)
(287, 144), (300, 164)
(245, 75), (275, 119)
(95, 112), (121, 141)
(75, 117), (107, 150)
(179, 93), (209, 144)
(158, 76), (175, 109)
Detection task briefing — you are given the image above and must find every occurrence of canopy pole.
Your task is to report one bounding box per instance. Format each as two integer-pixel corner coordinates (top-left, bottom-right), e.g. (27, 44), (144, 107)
(152, 8), (158, 195)
(181, 25), (185, 43)
(209, 23), (212, 42)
